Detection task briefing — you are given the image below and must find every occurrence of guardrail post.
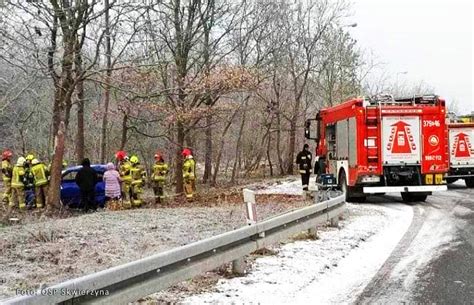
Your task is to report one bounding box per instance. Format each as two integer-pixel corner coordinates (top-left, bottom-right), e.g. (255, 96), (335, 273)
(308, 227), (318, 238)
(330, 217), (339, 227)
(232, 257), (246, 275)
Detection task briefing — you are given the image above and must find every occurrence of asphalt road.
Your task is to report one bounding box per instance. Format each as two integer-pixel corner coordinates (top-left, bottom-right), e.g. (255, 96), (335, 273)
(359, 183), (474, 304)
(412, 184), (474, 304)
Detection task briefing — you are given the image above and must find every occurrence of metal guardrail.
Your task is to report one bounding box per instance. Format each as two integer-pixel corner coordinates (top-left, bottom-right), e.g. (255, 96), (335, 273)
(2, 195), (345, 305)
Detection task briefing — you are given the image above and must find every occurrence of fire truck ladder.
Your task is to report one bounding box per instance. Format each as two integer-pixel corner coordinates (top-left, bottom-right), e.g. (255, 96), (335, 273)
(365, 105), (379, 168)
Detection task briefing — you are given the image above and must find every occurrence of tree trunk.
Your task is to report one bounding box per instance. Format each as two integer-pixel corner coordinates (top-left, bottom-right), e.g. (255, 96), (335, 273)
(231, 104), (247, 183)
(175, 121), (185, 193)
(276, 111), (284, 175)
(211, 108), (238, 186)
(75, 52), (85, 163)
(267, 132), (273, 176)
(286, 95), (302, 175)
(47, 121), (65, 209)
(203, 113), (212, 183)
(286, 118), (297, 174)
(120, 112), (128, 150)
(100, 0), (111, 163)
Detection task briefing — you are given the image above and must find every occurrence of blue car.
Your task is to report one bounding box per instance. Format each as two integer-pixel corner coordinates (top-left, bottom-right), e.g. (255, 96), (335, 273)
(61, 164), (107, 208)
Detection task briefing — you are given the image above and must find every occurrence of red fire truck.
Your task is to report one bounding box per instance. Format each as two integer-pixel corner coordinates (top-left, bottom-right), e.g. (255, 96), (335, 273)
(446, 114), (474, 187)
(305, 94), (448, 202)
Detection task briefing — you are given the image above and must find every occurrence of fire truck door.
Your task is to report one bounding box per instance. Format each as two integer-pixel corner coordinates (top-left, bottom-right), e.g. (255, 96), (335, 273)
(382, 116), (421, 164)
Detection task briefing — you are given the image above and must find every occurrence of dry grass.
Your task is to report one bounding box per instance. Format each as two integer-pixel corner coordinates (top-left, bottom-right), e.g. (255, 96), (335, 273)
(291, 230), (319, 241)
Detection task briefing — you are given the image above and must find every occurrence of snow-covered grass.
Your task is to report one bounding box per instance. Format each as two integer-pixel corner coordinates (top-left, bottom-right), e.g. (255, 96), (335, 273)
(184, 203), (413, 304)
(255, 176), (316, 196)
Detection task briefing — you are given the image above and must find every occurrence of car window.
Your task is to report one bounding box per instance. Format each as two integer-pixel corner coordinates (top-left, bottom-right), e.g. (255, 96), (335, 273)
(62, 171), (77, 182)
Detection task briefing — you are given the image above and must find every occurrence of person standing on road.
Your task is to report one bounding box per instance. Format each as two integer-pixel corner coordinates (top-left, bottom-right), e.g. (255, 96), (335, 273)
(75, 158), (98, 212)
(103, 162), (122, 204)
(296, 144), (312, 196)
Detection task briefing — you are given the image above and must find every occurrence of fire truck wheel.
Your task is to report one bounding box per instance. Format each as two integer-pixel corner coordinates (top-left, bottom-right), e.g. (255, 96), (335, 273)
(401, 192), (428, 203)
(465, 178), (474, 188)
(339, 171), (365, 202)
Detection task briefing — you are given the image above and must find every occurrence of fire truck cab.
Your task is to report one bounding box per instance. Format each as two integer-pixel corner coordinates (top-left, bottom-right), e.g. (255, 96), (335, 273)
(305, 94), (448, 202)
(446, 113), (474, 187)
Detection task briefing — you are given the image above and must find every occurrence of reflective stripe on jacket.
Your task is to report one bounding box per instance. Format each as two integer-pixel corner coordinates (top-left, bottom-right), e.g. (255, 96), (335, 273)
(11, 166), (25, 188)
(31, 163), (48, 186)
(152, 162), (168, 182)
(130, 165), (146, 185)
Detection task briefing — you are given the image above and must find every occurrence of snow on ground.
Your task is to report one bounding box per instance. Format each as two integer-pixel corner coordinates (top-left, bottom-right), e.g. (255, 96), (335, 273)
(184, 203), (413, 304)
(0, 198), (308, 300)
(255, 176), (316, 196)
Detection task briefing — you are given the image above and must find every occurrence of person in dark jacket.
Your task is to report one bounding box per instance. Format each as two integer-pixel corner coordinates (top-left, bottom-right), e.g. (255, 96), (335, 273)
(75, 158), (98, 212)
(296, 144), (312, 194)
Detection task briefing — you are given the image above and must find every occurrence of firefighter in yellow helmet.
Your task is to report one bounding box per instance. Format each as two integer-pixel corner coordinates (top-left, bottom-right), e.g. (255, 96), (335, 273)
(116, 151), (132, 208)
(182, 148), (196, 201)
(31, 158), (49, 208)
(11, 156), (26, 209)
(1, 150), (13, 205)
(129, 155), (146, 207)
(25, 154), (35, 169)
(151, 152), (168, 204)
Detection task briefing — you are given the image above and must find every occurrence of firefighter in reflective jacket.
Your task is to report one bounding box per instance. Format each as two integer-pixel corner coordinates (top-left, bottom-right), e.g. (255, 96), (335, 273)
(182, 148), (196, 200)
(31, 159), (49, 208)
(11, 156), (26, 209)
(116, 151), (132, 208)
(296, 144), (312, 194)
(129, 155), (146, 207)
(151, 153), (168, 204)
(1, 150), (13, 205)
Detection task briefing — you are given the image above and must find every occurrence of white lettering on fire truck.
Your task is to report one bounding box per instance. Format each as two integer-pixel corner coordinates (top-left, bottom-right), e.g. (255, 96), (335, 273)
(425, 155), (442, 161)
(423, 120), (440, 127)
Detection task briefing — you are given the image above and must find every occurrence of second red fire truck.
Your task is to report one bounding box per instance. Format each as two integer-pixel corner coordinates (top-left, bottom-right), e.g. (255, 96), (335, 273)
(305, 94), (448, 202)
(446, 114), (474, 187)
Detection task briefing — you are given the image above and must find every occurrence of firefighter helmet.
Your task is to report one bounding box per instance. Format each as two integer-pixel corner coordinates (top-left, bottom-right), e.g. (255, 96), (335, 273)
(32, 158), (40, 165)
(130, 155), (139, 164)
(26, 154), (34, 161)
(115, 150), (127, 161)
(181, 148), (192, 157)
(154, 152), (163, 160)
(16, 156), (26, 166)
(2, 150), (12, 160)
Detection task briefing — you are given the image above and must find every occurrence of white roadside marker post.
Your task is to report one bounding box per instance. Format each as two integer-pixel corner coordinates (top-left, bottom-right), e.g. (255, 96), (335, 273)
(232, 189), (257, 275)
(243, 188), (257, 225)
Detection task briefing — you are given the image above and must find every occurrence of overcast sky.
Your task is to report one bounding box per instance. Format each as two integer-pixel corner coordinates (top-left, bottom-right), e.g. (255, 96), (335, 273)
(351, 0), (472, 114)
